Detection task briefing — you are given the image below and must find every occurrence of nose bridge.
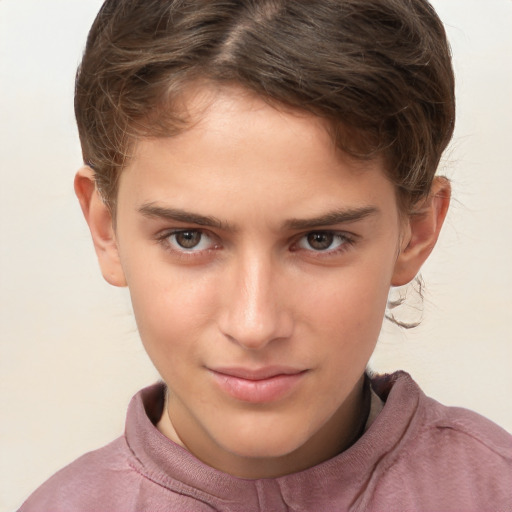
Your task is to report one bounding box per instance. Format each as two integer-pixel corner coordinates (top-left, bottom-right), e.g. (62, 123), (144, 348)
(219, 247), (291, 350)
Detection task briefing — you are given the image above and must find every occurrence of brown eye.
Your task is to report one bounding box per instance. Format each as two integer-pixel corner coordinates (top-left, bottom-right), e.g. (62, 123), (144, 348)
(161, 229), (219, 255)
(306, 232), (334, 251)
(294, 231), (350, 253)
(174, 231), (203, 249)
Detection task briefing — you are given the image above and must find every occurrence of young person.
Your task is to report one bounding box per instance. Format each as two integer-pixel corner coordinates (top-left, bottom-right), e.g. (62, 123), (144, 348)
(20, 0), (512, 510)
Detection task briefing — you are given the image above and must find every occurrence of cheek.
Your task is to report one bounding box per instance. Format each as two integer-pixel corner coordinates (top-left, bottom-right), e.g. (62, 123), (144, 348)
(306, 268), (391, 392)
(126, 266), (219, 365)
(303, 262), (392, 335)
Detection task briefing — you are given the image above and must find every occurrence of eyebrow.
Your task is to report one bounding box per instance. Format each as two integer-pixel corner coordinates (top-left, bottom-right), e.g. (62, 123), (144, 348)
(139, 202), (379, 232)
(138, 203), (235, 231)
(283, 206), (379, 230)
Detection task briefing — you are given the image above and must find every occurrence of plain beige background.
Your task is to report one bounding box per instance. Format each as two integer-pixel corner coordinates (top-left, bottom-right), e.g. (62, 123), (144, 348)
(1, 1), (511, 510)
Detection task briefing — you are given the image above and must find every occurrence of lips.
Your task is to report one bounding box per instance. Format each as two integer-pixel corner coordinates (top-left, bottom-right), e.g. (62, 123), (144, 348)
(209, 366), (308, 403)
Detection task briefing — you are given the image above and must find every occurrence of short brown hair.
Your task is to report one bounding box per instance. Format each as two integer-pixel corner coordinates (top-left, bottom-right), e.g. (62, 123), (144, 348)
(75, 0), (455, 212)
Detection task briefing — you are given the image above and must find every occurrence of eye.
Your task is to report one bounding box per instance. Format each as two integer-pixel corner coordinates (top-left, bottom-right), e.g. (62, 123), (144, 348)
(166, 230), (216, 252)
(296, 231), (350, 252)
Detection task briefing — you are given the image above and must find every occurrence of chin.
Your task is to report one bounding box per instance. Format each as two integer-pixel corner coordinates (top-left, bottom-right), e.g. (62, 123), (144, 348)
(219, 423), (311, 459)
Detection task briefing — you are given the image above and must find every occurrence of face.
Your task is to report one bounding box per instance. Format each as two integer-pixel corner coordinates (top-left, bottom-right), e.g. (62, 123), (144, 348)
(110, 86), (408, 477)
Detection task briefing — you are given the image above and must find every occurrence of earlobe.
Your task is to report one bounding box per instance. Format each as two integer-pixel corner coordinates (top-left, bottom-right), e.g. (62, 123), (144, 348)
(391, 177), (451, 286)
(74, 167), (127, 287)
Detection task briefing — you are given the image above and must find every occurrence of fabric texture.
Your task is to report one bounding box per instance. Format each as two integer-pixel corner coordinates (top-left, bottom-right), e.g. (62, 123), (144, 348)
(19, 372), (512, 512)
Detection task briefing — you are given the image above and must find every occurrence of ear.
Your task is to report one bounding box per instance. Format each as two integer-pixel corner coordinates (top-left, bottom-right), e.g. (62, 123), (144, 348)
(392, 177), (451, 286)
(74, 167), (127, 287)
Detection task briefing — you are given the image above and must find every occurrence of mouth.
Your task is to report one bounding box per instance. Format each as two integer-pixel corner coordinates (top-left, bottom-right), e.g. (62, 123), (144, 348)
(208, 366), (308, 403)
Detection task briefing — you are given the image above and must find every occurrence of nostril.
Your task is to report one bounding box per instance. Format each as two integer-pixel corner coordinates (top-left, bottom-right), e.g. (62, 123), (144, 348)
(219, 308), (294, 351)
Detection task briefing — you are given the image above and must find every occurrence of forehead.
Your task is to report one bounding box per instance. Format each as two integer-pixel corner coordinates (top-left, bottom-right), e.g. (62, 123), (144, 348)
(119, 85), (398, 222)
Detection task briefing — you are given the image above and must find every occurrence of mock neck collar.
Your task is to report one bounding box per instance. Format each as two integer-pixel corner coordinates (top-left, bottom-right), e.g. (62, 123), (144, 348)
(124, 371), (421, 511)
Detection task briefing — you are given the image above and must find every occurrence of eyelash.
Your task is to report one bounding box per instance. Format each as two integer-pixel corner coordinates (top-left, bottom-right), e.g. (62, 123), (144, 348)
(291, 231), (356, 257)
(156, 229), (220, 260)
(155, 229), (356, 260)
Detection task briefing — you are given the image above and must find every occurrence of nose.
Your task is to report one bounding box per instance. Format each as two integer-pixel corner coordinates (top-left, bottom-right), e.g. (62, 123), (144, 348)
(217, 251), (294, 350)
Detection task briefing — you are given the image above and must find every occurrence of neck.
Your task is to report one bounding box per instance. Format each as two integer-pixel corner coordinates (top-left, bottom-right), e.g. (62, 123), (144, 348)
(157, 374), (369, 479)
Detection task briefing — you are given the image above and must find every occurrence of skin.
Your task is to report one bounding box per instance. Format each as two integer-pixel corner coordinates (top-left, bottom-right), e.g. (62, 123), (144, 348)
(76, 85), (450, 479)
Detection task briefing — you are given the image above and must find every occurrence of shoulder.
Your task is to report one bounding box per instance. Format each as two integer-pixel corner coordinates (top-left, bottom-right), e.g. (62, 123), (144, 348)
(413, 387), (512, 468)
(404, 398), (511, 508)
(425, 397), (512, 457)
(19, 436), (143, 511)
(373, 371), (512, 461)
(19, 383), (219, 512)
(370, 372), (512, 510)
